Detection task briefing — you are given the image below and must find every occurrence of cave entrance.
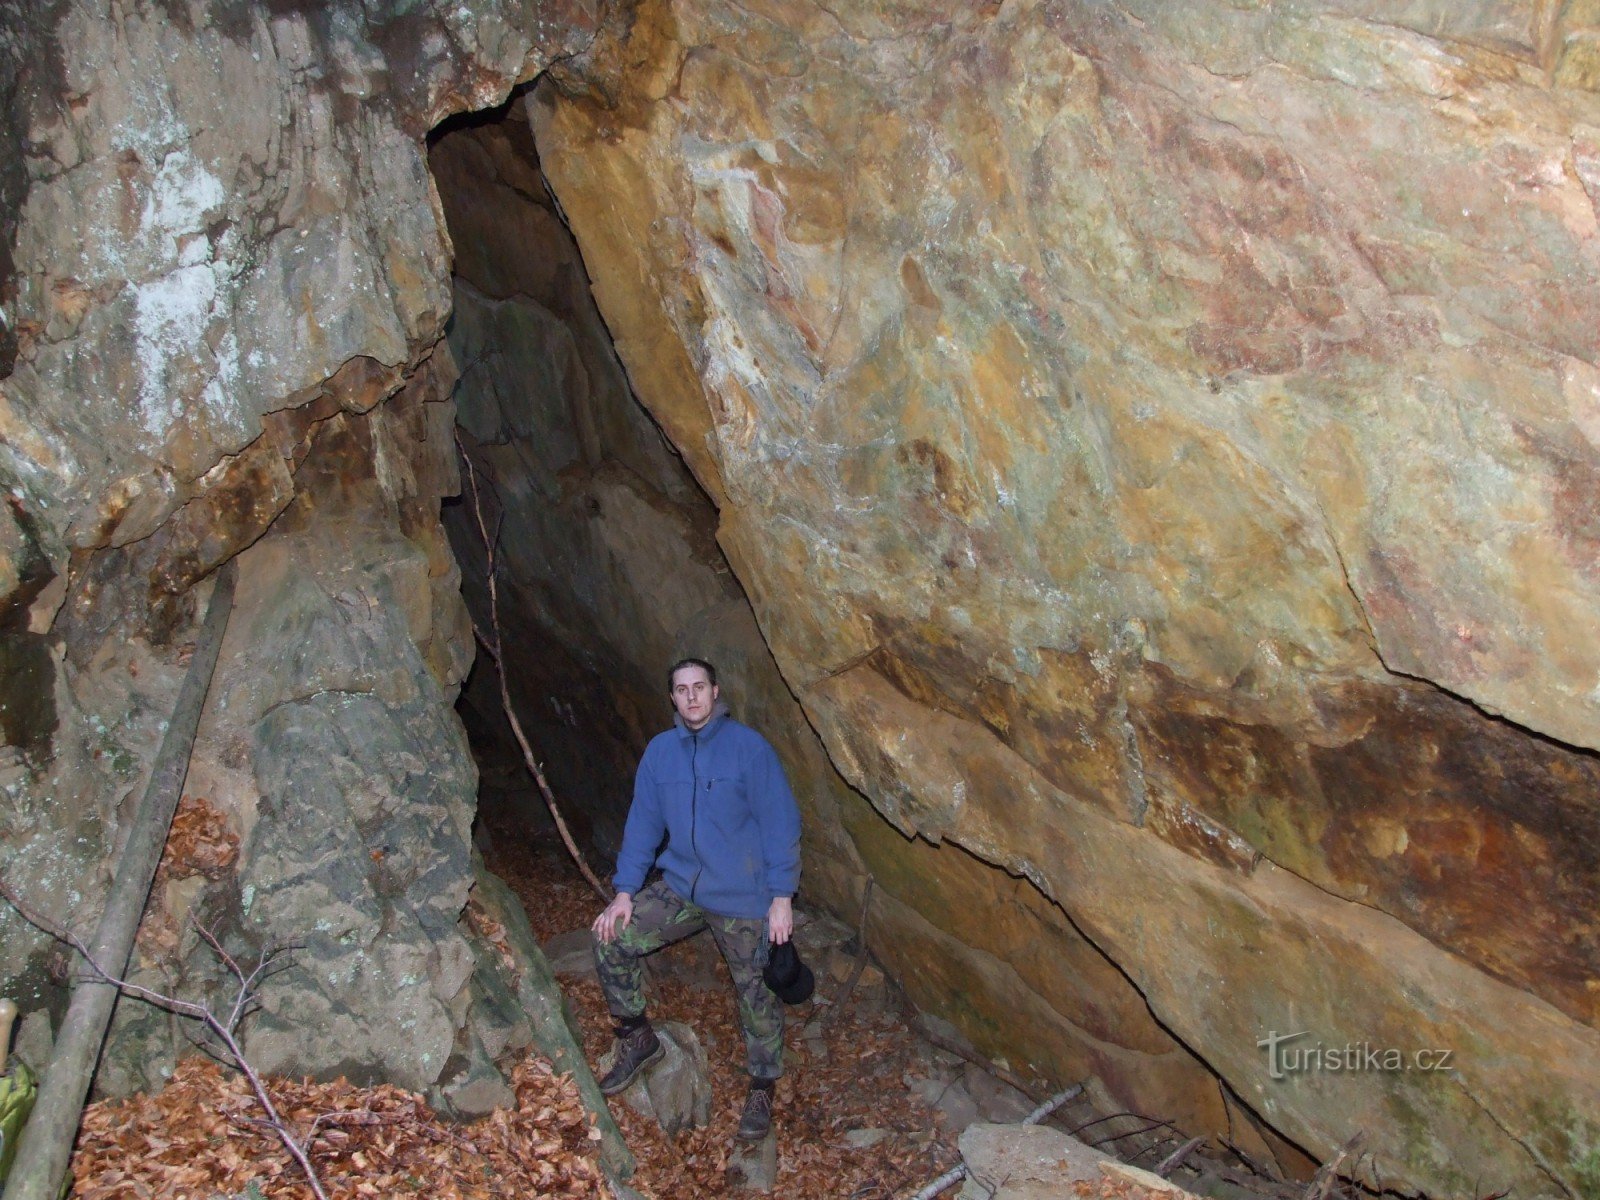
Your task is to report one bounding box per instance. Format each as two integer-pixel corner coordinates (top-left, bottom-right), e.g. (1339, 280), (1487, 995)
(419, 89), (1305, 1200)
(426, 91), (732, 867)
(423, 93), (1010, 1191)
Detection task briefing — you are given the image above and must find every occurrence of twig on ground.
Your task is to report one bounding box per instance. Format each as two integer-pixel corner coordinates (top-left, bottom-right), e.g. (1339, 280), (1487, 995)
(1224, 1138), (1286, 1183)
(1157, 1135), (1208, 1178)
(1021, 1084), (1086, 1124)
(1304, 1133), (1365, 1200)
(902, 1082), (1085, 1200)
(455, 431), (609, 901)
(1070, 1110), (1187, 1163)
(1205, 1150), (1304, 1200)
(905, 1154), (973, 1198)
(0, 886), (329, 1199)
(1085, 1116), (1181, 1151)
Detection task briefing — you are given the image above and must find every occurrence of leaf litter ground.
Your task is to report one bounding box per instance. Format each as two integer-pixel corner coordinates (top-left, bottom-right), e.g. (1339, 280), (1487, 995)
(488, 827), (966, 1199)
(68, 824), (965, 1199)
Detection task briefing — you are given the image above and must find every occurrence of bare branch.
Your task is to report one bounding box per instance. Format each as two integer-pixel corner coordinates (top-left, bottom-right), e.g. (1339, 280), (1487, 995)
(905, 1084), (1085, 1200)
(1157, 1136), (1208, 1178)
(0, 881), (331, 1200)
(1304, 1133), (1366, 1200)
(1085, 1116), (1181, 1150)
(454, 432), (610, 901)
(823, 877), (876, 1033)
(193, 921), (245, 984)
(0, 881), (211, 1022)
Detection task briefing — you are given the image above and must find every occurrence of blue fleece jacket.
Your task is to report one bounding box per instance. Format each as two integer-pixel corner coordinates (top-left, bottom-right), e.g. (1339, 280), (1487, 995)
(613, 706), (802, 919)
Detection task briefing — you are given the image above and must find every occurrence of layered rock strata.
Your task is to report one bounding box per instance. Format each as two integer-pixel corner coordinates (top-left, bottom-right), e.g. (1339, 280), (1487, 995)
(531, 1), (1600, 1193)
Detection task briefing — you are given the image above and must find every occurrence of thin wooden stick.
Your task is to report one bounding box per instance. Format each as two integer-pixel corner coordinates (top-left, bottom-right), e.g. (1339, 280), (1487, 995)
(455, 434), (609, 900)
(906, 1161), (968, 1200)
(1304, 1133), (1365, 1200)
(1206, 1152), (1304, 1200)
(1157, 1135), (1207, 1178)
(1085, 1115), (1181, 1150)
(6, 559), (237, 1200)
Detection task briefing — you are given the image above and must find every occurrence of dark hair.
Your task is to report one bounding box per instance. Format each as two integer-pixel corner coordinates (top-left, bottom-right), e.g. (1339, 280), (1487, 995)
(667, 656), (718, 693)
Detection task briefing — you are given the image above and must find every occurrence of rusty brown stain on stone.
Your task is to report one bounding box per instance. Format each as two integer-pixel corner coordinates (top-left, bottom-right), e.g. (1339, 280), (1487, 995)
(150, 436), (295, 597)
(1138, 666), (1600, 1025)
(1511, 417), (1600, 568)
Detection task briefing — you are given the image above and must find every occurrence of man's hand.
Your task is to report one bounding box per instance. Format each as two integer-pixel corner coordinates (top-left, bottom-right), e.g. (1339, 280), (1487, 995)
(767, 896), (793, 945)
(593, 892), (634, 944)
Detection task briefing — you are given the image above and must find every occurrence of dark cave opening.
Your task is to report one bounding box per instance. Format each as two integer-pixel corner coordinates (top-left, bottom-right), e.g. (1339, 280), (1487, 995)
(426, 90), (755, 872)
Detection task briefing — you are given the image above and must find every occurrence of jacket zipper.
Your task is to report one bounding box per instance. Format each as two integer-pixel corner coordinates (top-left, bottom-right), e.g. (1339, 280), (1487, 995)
(689, 730), (703, 902)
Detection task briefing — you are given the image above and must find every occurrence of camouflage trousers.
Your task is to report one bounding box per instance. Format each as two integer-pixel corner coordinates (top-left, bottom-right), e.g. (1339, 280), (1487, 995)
(594, 879), (783, 1080)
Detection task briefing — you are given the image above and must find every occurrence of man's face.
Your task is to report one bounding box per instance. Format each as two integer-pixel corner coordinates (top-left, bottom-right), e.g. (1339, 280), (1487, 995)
(670, 665), (719, 730)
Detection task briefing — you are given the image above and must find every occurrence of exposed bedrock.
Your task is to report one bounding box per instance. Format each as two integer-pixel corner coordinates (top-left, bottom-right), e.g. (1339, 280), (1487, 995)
(2, 0), (1599, 1195)
(0, 0), (626, 1135)
(531, 0), (1600, 1193)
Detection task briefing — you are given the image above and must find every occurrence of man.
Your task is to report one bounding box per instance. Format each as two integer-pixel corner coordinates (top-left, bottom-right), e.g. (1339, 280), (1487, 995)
(591, 657), (802, 1140)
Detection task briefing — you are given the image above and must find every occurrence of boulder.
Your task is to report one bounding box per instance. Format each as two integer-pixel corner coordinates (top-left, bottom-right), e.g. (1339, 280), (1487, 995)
(541, 930), (600, 982)
(727, 1128), (779, 1194)
(611, 1020), (712, 1138)
(957, 1122), (1193, 1200)
(963, 1065), (1035, 1125)
(910, 1073), (981, 1136)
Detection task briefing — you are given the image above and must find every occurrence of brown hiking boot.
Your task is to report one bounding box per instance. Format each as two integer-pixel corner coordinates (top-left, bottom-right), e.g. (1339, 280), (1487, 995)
(599, 1021), (663, 1095)
(736, 1079), (774, 1140)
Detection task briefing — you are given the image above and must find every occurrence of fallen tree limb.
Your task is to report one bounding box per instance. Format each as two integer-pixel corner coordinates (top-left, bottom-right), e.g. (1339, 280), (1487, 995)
(5, 558), (237, 1200)
(455, 434), (608, 901)
(904, 1083), (1085, 1200)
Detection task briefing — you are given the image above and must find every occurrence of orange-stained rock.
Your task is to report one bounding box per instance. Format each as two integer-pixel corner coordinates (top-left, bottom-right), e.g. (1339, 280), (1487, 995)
(532, 1), (1600, 1192)
(8, 0), (1600, 1191)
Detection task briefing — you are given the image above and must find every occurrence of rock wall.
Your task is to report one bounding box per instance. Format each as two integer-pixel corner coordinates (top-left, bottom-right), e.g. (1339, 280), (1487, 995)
(530, 1), (1600, 1194)
(0, 0), (616, 1120)
(6, 0), (1600, 1194)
